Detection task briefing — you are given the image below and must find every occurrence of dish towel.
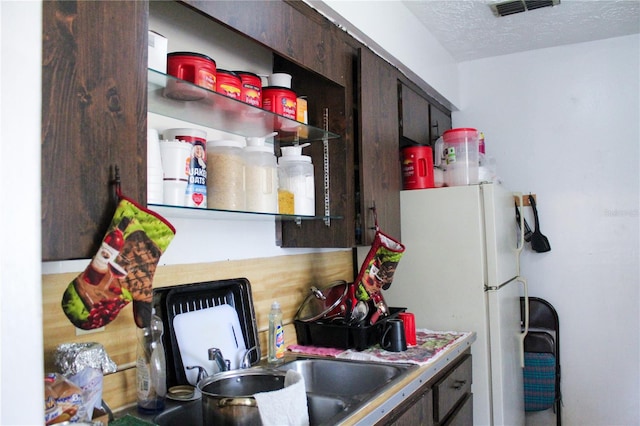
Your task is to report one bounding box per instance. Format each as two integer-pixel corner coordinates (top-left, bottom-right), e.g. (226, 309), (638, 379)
(253, 370), (309, 426)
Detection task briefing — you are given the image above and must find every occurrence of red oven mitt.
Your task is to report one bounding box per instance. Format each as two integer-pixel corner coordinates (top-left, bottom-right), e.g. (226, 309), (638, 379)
(61, 195), (175, 330)
(355, 211), (405, 324)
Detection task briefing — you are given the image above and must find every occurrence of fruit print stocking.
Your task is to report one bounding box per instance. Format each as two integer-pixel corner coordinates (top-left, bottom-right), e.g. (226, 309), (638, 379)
(62, 195), (175, 330)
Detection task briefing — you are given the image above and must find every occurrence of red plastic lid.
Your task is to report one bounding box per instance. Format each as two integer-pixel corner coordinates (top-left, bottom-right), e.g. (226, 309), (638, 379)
(443, 128), (477, 136)
(167, 51), (216, 65)
(442, 128), (478, 142)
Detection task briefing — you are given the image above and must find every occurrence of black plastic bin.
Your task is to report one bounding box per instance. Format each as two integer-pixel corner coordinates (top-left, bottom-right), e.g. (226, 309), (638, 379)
(294, 307), (406, 351)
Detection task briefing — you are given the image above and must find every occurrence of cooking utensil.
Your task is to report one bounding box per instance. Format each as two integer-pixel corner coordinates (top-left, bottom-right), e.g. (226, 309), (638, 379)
(514, 202), (532, 242)
(198, 369), (287, 426)
(528, 195), (551, 253)
(349, 300), (369, 325)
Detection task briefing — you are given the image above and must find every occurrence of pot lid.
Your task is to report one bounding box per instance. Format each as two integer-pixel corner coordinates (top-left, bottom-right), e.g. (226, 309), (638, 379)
(295, 280), (348, 322)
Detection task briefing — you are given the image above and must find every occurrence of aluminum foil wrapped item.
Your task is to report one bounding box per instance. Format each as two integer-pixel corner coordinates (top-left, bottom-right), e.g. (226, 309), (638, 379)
(54, 342), (117, 375)
(53, 342), (117, 417)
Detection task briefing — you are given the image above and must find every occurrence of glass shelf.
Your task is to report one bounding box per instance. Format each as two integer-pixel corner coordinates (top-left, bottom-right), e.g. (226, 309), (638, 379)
(148, 69), (340, 143)
(148, 204), (343, 222)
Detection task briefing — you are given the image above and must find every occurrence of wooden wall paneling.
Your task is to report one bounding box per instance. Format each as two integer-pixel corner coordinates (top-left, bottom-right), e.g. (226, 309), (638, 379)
(43, 251), (354, 411)
(41, 0), (148, 260)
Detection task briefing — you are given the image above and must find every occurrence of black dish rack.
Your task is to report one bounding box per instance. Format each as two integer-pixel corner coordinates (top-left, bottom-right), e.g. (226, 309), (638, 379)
(153, 278), (260, 388)
(294, 307), (406, 351)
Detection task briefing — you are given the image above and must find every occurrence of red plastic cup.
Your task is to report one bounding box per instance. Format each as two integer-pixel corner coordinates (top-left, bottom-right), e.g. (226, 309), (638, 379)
(399, 312), (417, 346)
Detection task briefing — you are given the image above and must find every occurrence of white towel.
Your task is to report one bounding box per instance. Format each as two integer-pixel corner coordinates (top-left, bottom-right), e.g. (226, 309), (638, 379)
(253, 370), (309, 426)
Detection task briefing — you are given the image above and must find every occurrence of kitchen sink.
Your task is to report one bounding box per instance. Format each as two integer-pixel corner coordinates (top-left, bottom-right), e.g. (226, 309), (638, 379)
(151, 392), (347, 426)
(127, 356), (415, 426)
(275, 356), (416, 425)
(154, 399), (202, 426)
(276, 357), (410, 397)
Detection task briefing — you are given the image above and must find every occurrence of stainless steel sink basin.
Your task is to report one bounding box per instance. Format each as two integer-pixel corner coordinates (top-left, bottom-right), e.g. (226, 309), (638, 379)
(277, 357), (410, 397)
(275, 356), (416, 425)
(146, 356), (415, 426)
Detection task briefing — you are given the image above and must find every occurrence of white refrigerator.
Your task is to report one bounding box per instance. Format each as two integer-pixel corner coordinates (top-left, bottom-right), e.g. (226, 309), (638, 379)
(384, 182), (527, 426)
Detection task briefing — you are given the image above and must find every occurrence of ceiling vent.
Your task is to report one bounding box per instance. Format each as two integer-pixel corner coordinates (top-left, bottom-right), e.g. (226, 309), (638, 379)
(490, 0), (560, 17)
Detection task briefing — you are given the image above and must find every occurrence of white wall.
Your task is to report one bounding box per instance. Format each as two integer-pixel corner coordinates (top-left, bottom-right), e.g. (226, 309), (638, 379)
(456, 35), (640, 425)
(309, 0), (460, 108)
(0, 1), (44, 424)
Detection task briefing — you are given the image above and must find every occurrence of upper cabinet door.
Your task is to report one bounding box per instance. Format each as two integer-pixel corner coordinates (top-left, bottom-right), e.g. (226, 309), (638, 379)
(399, 82), (431, 147)
(430, 103), (452, 146)
(357, 48), (402, 245)
(41, 1), (148, 260)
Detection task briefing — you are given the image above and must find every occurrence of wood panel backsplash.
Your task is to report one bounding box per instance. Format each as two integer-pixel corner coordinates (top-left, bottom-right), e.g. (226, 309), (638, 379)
(43, 250), (354, 411)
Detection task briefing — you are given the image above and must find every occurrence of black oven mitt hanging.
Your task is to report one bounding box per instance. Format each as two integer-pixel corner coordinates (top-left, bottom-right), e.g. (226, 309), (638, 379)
(354, 209), (405, 324)
(61, 193), (175, 330)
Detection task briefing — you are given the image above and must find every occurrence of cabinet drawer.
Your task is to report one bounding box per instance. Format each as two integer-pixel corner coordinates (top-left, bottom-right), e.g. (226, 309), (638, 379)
(442, 392), (473, 426)
(434, 354), (472, 423)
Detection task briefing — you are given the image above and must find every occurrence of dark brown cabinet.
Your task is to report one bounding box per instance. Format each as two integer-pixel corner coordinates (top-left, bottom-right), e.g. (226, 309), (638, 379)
(399, 82), (431, 147)
(378, 351), (473, 426)
(434, 353), (473, 424)
(183, 0), (356, 248)
(41, 0), (449, 259)
(41, 1), (148, 261)
(398, 81), (452, 150)
(429, 103), (452, 146)
(356, 48), (402, 245)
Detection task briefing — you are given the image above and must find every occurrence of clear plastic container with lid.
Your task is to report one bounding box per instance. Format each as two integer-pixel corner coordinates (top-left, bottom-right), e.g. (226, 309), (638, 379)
(244, 133), (278, 214)
(443, 127), (480, 187)
(206, 139), (246, 211)
(277, 143), (315, 216)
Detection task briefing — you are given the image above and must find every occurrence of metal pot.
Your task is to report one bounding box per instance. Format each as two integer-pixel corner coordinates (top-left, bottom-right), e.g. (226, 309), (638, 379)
(197, 369), (286, 425)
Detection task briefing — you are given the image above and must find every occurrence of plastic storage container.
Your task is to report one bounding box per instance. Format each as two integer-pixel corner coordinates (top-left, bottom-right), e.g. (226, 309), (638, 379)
(277, 144), (315, 216)
(215, 69), (241, 100)
(163, 128), (208, 208)
(443, 127), (480, 187)
(263, 86), (297, 120)
(401, 146), (434, 190)
(244, 134), (278, 213)
(166, 52), (216, 100)
(235, 71), (262, 107)
(206, 139), (246, 211)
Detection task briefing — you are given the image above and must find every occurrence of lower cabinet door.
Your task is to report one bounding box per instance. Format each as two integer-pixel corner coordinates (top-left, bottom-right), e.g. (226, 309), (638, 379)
(442, 392), (473, 426)
(434, 354), (472, 422)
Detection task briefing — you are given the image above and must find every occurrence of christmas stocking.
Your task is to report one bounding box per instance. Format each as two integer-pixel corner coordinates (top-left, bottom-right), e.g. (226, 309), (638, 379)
(62, 196), (175, 330)
(355, 212), (405, 324)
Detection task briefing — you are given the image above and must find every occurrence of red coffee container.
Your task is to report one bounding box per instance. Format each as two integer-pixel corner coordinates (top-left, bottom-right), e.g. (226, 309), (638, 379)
(215, 69), (242, 100)
(167, 52), (216, 90)
(401, 146), (434, 190)
(262, 86), (297, 119)
(235, 71), (262, 107)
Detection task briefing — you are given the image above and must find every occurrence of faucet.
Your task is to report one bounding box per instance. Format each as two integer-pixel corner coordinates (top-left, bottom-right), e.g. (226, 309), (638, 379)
(185, 365), (209, 383)
(208, 347), (230, 372)
(185, 347), (230, 383)
(240, 346), (258, 369)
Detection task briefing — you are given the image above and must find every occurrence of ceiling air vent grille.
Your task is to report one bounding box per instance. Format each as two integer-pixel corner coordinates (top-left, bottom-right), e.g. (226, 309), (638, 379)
(490, 0), (560, 17)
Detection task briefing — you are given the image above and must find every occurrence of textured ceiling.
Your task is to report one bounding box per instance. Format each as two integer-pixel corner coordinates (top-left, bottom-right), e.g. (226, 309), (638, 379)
(401, 0), (640, 61)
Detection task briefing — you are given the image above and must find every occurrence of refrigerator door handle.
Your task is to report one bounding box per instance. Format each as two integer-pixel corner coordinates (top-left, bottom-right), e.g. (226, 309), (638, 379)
(517, 275), (529, 368)
(514, 192), (525, 277)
